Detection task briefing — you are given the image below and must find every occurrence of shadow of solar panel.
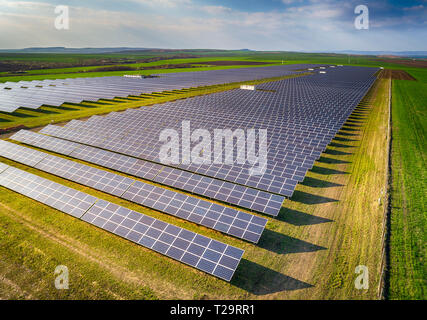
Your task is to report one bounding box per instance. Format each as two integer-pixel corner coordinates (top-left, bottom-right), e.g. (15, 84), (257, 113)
(82, 200), (244, 281)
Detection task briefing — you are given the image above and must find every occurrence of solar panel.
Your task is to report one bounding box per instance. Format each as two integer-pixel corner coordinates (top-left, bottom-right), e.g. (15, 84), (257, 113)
(0, 140), (48, 167)
(0, 140), (267, 243)
(10, 130), (284, 216)
(122, 181), (267, 243)
(0, 64), (310, 113)
(34, 65), (377, 200)
(6, 129), (80, 156)
(36, 154), (135, 197)
(0, 166), (97, 218)
(0, 162), (10, 173)
(0, 165), (244, 281)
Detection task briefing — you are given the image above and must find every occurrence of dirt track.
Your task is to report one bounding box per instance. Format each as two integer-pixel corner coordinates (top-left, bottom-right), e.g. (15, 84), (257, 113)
(378, 70), (416, 81)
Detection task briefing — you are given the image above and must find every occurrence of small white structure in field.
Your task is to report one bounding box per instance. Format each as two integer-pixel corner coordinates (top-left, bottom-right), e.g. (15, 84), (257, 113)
(240, 85), (255, 90)
(319, 71), (326, 74)
(330, 65), (336, 68)
(308, 68), (314, 71)
(319, 67), (326, 69)
(380, 67), (384, 69)
(124, 75), (142, 78)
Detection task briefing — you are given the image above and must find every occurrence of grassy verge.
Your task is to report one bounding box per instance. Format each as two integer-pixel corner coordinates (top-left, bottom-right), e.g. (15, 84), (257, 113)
(388, 70), (426, 299)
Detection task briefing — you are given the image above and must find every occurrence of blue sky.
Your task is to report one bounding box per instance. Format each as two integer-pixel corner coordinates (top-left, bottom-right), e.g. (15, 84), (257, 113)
(0, 0), (426, 50)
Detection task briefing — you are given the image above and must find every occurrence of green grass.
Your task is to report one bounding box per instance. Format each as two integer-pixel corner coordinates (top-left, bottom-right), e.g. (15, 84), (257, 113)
(1, 51), (421, 83)
(388, 69), (427, 300)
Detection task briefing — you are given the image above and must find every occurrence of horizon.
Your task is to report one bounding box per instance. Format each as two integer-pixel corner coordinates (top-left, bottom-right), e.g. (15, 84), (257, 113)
(1, 47), (427, 55)
(0, 0), (426, 51)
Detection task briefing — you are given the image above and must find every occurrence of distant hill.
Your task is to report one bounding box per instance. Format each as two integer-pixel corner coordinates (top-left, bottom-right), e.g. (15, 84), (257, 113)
(0, 47), (426, 58)
(0, 47), (153, 54)
(333, 50), (427, 58)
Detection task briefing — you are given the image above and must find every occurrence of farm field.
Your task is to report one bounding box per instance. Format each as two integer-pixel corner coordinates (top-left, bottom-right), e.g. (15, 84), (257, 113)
(1, 51), (425, 83)
(0, 49), (425, 300)
(0, 73), (390, 299)
(388, 69), (426, 300)
(1, 0), (426, 305)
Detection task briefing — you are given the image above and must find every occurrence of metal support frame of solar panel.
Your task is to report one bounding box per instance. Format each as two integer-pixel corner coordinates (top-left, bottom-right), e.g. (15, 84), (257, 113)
(0, 140), (267, 243)
(9, 130), (284, 217)
(0, 165), (244, 281)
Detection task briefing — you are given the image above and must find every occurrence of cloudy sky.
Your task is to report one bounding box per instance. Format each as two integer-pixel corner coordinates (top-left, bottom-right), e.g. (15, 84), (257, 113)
(0, 0), (426, 51)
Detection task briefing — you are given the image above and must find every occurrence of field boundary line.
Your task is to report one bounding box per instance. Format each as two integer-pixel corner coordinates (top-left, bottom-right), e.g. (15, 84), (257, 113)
(378, 78), (392, 299)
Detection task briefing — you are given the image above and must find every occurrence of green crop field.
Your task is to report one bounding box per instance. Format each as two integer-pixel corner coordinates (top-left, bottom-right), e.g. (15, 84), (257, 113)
(1, 50), (421, 83)
(388, 69), (427, 300)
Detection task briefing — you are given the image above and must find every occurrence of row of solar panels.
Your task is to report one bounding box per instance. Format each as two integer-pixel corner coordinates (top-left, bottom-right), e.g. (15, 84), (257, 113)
(0, 64), (323, 113)
(0, 162), (244, 281)
(31, 66), (378, 201)
(10, 130), (285, 216)
(0, 65), (377, 282)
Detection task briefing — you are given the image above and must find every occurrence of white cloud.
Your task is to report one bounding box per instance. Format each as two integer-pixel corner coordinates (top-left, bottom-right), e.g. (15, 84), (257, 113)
(201, 5), (232, 15)
(129, 0), (191, 8)
(0, 0), (425, 51)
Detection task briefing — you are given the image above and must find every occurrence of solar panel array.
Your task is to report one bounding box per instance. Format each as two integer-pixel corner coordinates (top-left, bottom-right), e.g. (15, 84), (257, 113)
(0, 64), (323, 113)
(10, 130), (284, 216)
(36, 66), (378, 200)
(0, 140), (267, 243)
(0, 64), (379, 282)
(0, 165), (98, 218)
(0, 164), (244, 281)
